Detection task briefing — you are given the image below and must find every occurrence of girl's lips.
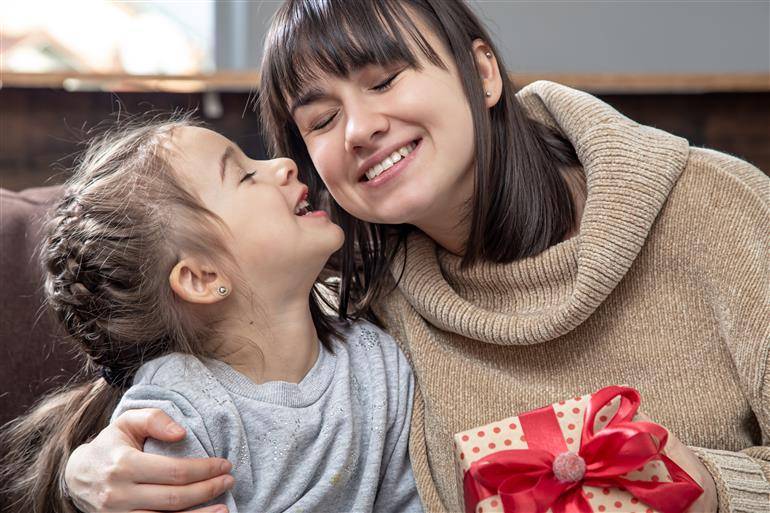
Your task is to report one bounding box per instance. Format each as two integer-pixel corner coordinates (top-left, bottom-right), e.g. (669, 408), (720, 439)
(302, 210), (328, 218)
(360, 139), (421, 189)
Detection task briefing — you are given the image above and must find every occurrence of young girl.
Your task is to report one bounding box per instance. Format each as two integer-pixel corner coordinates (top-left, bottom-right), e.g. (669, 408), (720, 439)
(65, 0), (769, 512)
(0, 117), (422, 513)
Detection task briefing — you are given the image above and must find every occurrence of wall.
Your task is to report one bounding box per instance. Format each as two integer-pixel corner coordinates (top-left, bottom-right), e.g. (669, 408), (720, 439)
(216, 0), (770, 73)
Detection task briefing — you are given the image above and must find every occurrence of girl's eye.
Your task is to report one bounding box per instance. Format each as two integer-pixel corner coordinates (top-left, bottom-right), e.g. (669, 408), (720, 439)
(372, 71), (400, 92)
(311, 112), (337, 132)
(240, 171), (257, 184)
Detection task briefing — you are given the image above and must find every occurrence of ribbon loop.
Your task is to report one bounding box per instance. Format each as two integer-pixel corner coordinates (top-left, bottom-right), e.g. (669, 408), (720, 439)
(462, 386), (702, 513)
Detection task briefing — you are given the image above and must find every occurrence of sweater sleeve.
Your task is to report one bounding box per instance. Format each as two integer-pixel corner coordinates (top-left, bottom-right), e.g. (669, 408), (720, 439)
(692, 152), (770, 513)
(113, 384), (239, 513)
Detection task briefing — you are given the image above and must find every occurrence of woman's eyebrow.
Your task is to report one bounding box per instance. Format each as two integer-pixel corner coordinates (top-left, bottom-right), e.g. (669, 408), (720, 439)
(219, 146), (236, 183)
(290, 86), (332, 115)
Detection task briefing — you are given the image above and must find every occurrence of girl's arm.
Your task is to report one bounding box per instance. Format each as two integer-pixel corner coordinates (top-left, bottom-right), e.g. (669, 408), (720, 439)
(64, 409), (234, 513)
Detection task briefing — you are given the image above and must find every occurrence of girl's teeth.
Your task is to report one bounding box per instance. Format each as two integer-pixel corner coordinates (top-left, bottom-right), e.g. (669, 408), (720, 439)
(294, 199), (310, 215)
(365, 142), (417, 181)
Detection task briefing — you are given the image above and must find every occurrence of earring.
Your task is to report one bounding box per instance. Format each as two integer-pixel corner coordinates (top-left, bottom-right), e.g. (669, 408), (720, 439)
(485, 51), (492, 58)
(217, 286), (229, 297)
(485, 91), (492, 97)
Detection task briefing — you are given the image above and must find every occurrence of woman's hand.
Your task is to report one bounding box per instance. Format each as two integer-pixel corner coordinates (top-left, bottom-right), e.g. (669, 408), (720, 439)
(65, 408), (235, 513)
(636, 413), (718, 513)
(664, 433), (718, 513)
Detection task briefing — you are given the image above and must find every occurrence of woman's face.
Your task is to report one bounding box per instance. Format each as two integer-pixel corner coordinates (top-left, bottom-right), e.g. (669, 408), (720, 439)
(168, 127), (344, 278)
(290, 24), (476, 230)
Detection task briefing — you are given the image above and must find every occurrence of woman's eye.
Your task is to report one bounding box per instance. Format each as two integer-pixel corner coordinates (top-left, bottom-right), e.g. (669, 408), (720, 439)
(311, 112), (337, 132)
(240, 171), (257, 184)
(372, 72), (400, 92)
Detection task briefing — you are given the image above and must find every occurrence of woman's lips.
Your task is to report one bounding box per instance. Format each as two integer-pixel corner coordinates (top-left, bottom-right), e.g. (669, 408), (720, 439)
(360, 138), (421, 188)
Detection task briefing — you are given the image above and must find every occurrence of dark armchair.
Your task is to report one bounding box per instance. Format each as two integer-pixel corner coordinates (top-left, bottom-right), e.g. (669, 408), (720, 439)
(0, 185), (80, 426)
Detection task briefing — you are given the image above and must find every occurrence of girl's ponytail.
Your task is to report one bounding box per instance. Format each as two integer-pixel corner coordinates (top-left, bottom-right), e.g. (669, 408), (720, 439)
(1, 379), (121, 513)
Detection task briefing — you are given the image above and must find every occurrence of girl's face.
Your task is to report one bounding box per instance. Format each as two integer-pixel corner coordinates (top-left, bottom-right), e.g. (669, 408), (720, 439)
(169, 127), (344, 278)
(290, 24), (476, 230)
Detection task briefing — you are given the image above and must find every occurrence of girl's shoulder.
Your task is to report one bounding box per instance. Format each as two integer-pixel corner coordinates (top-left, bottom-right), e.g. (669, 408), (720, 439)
(336, 318), (398, 352)
(335, 319), (413, 381)
(120, 352), (236, 419)
(132, 352), (214, 389)
(115, 353), (240, 430)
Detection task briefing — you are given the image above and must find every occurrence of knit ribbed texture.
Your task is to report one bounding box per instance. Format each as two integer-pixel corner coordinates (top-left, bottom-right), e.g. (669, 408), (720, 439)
(375, 81), (770, 512)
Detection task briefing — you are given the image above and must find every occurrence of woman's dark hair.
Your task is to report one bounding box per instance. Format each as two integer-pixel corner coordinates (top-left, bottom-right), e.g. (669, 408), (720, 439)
(259, 0), (581, 319)
(0, 115), (341, 513)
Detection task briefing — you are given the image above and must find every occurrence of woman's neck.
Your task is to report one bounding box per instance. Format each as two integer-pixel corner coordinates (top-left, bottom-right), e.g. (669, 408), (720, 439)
(418, 164), (587, 256)
(211, 295), (320, 385)
(560, 165), (587, 242)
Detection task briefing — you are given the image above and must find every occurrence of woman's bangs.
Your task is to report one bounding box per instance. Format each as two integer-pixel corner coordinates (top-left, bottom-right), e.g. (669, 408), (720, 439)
(266, 0), (443, 101)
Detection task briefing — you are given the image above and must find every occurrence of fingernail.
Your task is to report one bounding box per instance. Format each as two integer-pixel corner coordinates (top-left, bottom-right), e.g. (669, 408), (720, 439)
(167, 424), (185, 436)
(222, 475), (235, 488)
(220, 460), (232, 473)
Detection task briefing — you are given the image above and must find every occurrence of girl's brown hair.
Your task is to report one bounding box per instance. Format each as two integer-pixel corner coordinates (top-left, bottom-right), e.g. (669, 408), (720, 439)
(0, 115), (339, 512)
(259, 0), (581, 319)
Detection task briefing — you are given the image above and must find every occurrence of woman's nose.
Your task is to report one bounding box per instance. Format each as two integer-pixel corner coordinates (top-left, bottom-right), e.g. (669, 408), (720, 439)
(344, 99), (389, 154)
(271, 158), (298, 185)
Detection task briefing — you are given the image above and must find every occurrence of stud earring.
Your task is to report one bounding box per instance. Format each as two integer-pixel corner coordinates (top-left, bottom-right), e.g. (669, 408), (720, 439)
(217, 285), (229, 296)
(485, 91), (492, 97)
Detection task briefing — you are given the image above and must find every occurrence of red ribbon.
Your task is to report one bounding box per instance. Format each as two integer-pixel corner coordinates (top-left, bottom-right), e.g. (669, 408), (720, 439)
(462, 386), (703, 513)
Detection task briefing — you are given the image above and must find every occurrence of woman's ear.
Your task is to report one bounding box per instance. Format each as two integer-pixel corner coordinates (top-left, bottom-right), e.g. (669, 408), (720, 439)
(169, 257), (232, 305)
(472, 39), (502, 108)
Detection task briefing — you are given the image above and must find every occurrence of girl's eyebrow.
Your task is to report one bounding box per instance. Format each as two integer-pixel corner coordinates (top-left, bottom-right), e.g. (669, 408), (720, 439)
(219, 146), (236, 183)
(290, 86), (332, 115)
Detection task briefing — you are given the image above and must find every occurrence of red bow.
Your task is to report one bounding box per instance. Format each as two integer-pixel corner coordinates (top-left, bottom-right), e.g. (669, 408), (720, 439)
(463, 386), (702, 513)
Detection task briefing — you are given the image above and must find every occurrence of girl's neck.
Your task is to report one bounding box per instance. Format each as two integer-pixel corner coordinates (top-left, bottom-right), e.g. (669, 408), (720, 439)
(212, 296), (320, 385)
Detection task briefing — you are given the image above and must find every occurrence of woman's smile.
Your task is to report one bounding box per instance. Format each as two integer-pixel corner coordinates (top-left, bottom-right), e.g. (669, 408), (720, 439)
(360, 138), (422, 188)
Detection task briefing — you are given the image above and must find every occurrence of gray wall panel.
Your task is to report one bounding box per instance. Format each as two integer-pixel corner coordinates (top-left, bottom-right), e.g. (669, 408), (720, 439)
(228, 0), (770, 73)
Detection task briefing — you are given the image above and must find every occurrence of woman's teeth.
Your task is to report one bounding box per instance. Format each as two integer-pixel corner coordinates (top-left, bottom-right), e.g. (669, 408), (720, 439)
(294, 199), (310, 216)
(364, 142), (417, 181)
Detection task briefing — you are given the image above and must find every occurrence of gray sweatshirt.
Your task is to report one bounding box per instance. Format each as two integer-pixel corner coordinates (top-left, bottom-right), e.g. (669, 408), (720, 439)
(111, 321), (422, 513)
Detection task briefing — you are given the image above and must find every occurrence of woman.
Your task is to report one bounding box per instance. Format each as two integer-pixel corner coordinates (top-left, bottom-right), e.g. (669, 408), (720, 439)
(62, 1), (770, 512)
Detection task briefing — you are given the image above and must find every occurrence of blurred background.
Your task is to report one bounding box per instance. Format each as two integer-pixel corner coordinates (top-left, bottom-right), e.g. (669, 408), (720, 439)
(1, 0), (769, 191)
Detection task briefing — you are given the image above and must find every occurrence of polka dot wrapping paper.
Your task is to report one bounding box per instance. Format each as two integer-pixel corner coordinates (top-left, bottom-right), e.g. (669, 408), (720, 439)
(452, 386), (703, 513)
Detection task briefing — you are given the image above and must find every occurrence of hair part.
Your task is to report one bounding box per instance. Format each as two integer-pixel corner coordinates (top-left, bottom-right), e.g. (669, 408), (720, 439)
(259, 0), (581, 320)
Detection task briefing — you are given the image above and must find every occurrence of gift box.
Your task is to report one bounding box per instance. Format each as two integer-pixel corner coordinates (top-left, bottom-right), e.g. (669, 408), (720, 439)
(453, 386), (702, 513)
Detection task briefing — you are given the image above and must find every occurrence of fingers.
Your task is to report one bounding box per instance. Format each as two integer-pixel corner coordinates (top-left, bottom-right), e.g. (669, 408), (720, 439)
(133, 506), (229, 513)
(181, 505), (229, 513)
(127, 475), (235, 511)
(635, 411), (680, 454)
(124, 451), (232, 486)
(114, 408), (187, 445)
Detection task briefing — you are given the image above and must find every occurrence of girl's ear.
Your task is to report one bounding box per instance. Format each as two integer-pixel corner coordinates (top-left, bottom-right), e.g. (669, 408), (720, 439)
(472, 39), (502, 108)
(169, 257), (232, 305)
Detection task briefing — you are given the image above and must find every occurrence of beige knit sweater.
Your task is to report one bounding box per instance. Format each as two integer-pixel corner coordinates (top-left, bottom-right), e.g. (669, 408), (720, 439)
(374, 81), (770, 512)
